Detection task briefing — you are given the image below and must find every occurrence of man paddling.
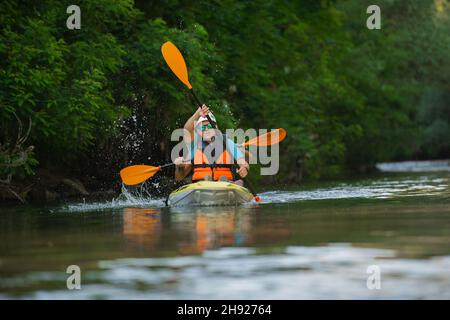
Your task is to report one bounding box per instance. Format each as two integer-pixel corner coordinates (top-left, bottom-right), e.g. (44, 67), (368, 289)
(174, 105), (249, 185)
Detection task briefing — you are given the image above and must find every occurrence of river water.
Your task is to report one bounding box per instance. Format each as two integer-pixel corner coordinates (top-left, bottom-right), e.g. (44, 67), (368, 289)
(1, 166), (449, 299)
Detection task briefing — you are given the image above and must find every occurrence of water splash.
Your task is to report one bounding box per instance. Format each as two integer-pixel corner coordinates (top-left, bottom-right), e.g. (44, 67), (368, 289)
(64, 183), (165, 213)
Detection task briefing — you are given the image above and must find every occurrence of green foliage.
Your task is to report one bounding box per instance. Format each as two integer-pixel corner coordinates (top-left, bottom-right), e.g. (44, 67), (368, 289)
(0, 0), (134, 172)
(1, 0), (449, 185)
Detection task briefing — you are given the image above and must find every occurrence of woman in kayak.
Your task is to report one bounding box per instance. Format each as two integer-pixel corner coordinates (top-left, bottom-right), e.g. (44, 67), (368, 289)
(174, 105), (249, 185)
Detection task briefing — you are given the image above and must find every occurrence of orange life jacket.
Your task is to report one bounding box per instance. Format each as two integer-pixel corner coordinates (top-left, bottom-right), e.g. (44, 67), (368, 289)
(192, 144), (234, 181)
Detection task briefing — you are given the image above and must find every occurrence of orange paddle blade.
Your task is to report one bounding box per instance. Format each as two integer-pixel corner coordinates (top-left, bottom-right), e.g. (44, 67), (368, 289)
(161, 41), (192, 89)
(119, 165), (161, 186)
(242, 128), (286, 147)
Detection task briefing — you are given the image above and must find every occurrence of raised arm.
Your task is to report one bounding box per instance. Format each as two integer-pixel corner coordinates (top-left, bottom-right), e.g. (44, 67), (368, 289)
(184, 104), (210, 142)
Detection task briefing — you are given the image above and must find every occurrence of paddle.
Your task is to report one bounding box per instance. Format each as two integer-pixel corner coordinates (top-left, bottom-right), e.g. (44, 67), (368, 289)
(241, 128), (286, 148)
(120, 164), (174, 186)
(161, 41), (216, 127)
(161, 40), (261, 202)
(118, 129), (286, 186)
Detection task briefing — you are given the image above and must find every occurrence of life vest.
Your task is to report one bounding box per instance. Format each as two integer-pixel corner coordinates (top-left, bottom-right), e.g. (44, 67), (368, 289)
(192, 141), (234, 181)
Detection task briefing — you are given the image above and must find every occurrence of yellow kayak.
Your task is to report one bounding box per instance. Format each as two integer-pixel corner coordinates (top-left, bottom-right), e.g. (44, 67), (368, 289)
(167, 181), (254, 207)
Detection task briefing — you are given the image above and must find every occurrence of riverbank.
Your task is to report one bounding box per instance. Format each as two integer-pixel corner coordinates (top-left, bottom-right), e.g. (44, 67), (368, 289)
(0, 168), (116, 204)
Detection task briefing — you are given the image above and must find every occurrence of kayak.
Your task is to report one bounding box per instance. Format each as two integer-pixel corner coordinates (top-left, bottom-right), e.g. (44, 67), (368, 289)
(167, 181), (254, 207)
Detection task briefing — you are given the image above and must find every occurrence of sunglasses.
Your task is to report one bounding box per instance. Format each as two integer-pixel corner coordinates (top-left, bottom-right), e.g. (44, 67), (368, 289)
(201, 123), (214, 131)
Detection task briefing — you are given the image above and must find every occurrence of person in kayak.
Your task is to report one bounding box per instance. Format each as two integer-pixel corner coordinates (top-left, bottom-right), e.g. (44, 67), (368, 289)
(174, 105), (249, 185)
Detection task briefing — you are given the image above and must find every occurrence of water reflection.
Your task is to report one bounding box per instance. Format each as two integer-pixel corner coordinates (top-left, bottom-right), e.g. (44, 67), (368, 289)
(122, 207), (279, 255)
(123, 207), (298, 255)
(123, 208), (161, 250)
(173, 208), (253, 254)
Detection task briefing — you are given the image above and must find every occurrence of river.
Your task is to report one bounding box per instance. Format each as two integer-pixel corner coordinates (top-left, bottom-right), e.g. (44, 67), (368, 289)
(1, 164), (449, 299)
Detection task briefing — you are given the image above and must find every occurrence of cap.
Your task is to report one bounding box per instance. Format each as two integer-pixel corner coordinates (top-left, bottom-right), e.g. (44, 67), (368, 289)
(195, 112), (217, 127)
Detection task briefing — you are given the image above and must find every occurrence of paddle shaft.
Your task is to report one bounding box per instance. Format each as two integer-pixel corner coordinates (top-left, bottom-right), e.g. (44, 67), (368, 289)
(242, 177), (259, 200)
(160, 163), (175, 169)
(190, 89), (216, 128)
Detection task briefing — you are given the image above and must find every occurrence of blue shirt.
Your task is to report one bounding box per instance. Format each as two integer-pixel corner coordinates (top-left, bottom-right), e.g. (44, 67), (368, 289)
(188, 138), (243, 161)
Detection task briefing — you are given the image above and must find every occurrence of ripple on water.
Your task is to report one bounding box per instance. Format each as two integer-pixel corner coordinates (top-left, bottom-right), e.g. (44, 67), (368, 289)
(259, 175), (448, 203)
(4, 244), (450, 299)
